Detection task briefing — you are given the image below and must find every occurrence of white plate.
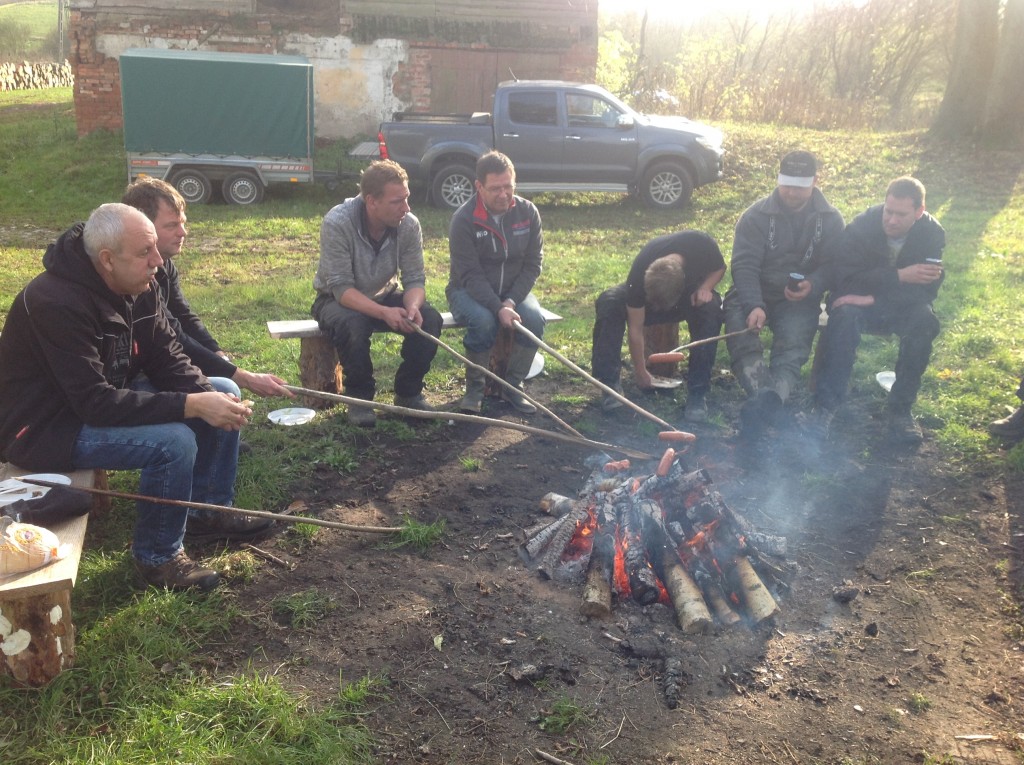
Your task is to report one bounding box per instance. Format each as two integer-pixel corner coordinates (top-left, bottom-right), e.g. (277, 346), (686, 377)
(526, 352), (545, 380)
(875, 371), (895, 392)
(0, 473), (72, 507)
(268, 407), (316, 426)
(650, 375), (684, 389)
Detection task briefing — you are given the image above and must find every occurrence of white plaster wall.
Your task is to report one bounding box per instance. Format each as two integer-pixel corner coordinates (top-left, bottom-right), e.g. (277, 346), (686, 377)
(93, 32), (409, 139)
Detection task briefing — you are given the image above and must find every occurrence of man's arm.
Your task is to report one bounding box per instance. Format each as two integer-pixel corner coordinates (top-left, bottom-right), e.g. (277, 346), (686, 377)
(691, 266), (725, 307)
(625, 305), (653, 389)
(730, 204), (769, 315)
(504, 203), (544, 307)
(448, 207), (504, 314)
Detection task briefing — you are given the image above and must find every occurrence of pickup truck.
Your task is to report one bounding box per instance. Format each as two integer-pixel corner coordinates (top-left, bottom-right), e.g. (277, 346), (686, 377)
(377, 80), (724, 210)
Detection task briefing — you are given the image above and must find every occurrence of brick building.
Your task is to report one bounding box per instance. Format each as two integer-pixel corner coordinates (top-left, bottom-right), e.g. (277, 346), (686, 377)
(70, 0), (599, 138)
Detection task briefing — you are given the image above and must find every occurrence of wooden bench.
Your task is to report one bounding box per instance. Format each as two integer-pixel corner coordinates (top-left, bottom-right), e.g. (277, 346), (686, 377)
(0, 464), (107, 687)
(268, 308), (563, 406)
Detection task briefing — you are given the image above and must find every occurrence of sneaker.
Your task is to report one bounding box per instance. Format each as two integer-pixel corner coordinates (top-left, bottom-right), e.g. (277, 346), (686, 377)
(684, 393), (708, 424)
(185, 512), (275, 542)
(347, 403), (377, 427)
(888, 412), (923, 444)
(135, 550), (220, 592)
(989, 405), (1024, 440)
(394, 393), (435, 412)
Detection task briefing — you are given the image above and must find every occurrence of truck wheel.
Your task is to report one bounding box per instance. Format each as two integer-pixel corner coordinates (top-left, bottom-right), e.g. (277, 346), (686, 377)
(170, 170), (212, 205)
(222, 172), (264, 205)
(640, 162), (694, 210)
(431, 163), (475, 210)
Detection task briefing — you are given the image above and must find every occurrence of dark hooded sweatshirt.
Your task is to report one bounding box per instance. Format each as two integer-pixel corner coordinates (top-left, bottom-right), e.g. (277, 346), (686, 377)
(0, 223), (212, 471)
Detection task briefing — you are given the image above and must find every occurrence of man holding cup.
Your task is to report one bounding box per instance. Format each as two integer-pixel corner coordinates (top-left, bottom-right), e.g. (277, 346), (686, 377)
(808, 176), (945, 444)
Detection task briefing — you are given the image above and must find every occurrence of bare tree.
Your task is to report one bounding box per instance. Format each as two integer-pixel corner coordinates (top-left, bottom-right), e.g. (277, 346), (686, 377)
(981, 0), (1024, 143)
(933, 0), (999, 137)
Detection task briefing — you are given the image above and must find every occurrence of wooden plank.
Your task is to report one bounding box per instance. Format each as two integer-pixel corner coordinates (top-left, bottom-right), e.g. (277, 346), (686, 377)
(269, 308), (563, 340)
(0, 466), (95, 600)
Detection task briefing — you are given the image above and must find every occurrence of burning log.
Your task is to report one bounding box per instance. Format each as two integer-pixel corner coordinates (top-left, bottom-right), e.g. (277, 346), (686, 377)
(539, 492), (575, 517)
(703, 581), (743, 627)
(620, 502), (660, 605)
(579, 530), (614, 618)
(730, 555), (780, 623)
(661, 548), (712, 634)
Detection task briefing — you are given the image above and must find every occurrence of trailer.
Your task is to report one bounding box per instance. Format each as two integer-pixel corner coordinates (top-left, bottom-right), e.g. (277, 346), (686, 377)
(119, 49), (320, 205)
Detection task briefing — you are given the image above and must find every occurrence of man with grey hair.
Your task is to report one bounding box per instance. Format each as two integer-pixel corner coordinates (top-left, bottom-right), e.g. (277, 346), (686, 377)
(0, 203), (252, 592)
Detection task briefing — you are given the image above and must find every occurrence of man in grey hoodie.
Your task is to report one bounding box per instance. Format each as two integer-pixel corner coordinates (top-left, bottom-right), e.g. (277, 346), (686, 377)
(723, 150), (844, 439)
(312, 160), (443, 427)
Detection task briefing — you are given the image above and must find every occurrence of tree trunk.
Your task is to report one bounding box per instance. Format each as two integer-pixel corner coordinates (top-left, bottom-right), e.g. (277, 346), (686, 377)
(932, 0), (998, 138)
(980, 0), (1024, 145)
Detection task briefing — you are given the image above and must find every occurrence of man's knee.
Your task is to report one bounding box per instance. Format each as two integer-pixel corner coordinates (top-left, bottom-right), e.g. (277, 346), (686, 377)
(153, 423), (199, 466)
(904, 306), (940, 341)
(208, 376), (241, 398)
(420, 304), (444, 336)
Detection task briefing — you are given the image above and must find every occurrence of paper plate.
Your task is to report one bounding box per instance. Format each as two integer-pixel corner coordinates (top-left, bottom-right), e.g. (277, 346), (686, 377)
(268, 407), (316, 426)
(0, 473), (72, 507)
(650, 375), (684, 389)
(875, 371), (895, 392)
(526, 352), (545, 380)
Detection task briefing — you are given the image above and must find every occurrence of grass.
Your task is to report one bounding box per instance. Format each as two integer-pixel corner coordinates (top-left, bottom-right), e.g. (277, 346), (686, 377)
(0, 1), (58, 59)
(537, 696), (592, 734)
(1, 88), (1023, 762)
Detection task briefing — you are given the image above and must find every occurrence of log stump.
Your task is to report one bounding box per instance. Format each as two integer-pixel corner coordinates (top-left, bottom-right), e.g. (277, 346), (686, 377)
(298, 336), (343, 409)
(0, 589), (75, 686)
(644, 323), (680, 378)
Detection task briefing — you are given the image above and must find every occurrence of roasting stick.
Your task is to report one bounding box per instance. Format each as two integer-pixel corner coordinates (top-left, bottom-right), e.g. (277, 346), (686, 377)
(282, 384), (654, 460)
(405, 322), (582, 438)
(20, 478), (403, 534)
(647, 327), (757, 364)
(511, 321), (677, 432)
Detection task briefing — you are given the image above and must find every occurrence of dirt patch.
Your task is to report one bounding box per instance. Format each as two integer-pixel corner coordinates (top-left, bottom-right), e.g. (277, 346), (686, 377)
(206, 376), (1024, 764)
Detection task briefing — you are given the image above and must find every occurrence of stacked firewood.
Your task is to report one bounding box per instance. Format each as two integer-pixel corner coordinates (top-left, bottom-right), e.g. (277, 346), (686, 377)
(0, 61), (74, 92)
(521, 450), (786, 633)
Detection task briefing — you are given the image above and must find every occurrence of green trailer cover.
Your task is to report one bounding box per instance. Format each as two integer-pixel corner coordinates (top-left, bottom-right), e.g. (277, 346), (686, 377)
(120, 49), (314, 159)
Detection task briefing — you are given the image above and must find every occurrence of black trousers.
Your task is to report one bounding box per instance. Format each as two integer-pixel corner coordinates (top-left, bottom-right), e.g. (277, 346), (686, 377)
(312, 292), (443, 400)
(591, 283), (723, 395)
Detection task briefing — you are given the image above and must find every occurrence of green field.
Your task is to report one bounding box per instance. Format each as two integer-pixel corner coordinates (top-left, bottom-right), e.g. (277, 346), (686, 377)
(1, 88), (1023, 763)
(0, 0), (59, 60)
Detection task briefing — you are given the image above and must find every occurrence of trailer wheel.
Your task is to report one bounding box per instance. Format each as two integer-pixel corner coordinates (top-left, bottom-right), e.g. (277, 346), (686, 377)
(222, 172), (264, 205)
(431, 163), (475, 210)
(170, 170), (212, 205)
(640, 162), (693, 210)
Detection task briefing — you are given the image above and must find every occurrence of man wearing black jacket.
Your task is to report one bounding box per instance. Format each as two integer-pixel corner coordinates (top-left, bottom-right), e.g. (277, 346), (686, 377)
(0, 204), (255, 591)
(810, 177), (945, 444)
(122, 177), (292, 399)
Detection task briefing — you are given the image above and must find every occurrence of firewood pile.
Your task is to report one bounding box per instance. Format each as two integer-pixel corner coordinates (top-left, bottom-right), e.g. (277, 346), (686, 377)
(0, 62), (73, 92)
(520, 448), (788, 633)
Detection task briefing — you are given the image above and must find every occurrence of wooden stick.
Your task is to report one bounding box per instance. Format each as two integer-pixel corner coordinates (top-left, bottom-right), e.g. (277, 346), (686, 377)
(20, 478), (402, 534)
(281, 385), (655, 460)
(406, 323), (583, 438)
(666, 327), (757, 356)
(511, 321), (676, 432)
(535, 750), (578, 765)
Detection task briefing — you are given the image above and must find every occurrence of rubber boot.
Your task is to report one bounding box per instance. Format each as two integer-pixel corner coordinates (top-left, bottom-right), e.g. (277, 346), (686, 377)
(459, 350), (491, 413)
(502, 343), (538, 414)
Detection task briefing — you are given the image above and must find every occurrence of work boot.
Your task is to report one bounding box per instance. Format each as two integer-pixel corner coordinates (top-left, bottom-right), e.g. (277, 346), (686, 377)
(739, 389), (781, 440)
(683, 391), (708, 424)
(347, 400), (377, 427)
(989, 405), (1024, 441)
(459, 350), (491, 413)
(135, 550), (220, 592)
(394, 393), (435, 412)
(887, 411), (923, 444)
(185, 511), (275, 542)
(501, 344), (538, 414)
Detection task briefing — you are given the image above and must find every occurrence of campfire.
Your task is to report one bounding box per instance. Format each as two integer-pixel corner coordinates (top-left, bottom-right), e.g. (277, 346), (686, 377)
(520, 447), (787, 633)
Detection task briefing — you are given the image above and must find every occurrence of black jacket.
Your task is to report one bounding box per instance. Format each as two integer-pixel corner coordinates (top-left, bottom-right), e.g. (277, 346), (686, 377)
(831, 204), (945, 309)
(0, 224), (211, 470)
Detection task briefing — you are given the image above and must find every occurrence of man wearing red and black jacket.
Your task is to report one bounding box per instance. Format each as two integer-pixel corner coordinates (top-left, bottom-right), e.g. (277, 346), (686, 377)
(446, 151), (545, 414)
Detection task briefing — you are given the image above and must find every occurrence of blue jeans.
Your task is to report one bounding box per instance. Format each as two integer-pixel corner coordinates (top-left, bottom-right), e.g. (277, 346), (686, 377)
(70, 376), (240, 567)
(447, 290), (545, 353)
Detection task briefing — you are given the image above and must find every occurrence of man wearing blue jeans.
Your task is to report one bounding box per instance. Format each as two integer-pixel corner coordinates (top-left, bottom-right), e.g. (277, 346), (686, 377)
(0, 204), (253, 591)
(447, 151), (546, 414)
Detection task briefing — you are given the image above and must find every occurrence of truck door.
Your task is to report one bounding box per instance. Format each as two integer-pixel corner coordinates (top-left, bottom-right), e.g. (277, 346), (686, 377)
(497, 90), (563, 182)
(561, 92), (638, 183)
